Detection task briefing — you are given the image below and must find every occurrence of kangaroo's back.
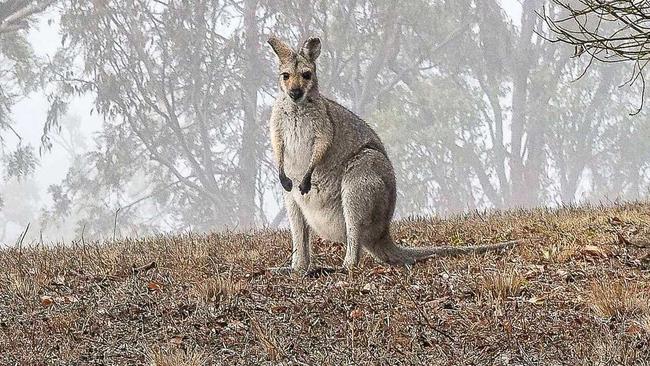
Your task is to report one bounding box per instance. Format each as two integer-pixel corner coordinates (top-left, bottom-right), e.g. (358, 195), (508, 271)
(320, 97), (389, 166)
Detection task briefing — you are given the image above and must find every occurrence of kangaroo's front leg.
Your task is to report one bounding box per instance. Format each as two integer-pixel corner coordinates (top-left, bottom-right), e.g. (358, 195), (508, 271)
(270, 118), (293, 192)
(300, 117), (333, 195)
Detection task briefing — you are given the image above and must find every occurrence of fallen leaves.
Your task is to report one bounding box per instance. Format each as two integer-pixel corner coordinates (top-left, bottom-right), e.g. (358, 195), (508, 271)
(625, 324), (643, 335)
(147, 281), (163, 293)
(581, 245), (608, 258)
(349, 309), (364, 319)
(62, 295), (79, 304)
(40, 295), (54, 307)
(39, 295), (79, 307)
(369, 266), (391, 276)
(270, 305), (288, 313)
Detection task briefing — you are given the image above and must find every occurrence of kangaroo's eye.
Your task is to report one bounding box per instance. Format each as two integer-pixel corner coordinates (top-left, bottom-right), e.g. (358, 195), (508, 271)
(302, 71), (312, 80)
(281, 73), (290, 80)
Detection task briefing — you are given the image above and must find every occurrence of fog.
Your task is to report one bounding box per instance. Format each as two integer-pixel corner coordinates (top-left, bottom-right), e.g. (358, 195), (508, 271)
(1, 0), (648, 244)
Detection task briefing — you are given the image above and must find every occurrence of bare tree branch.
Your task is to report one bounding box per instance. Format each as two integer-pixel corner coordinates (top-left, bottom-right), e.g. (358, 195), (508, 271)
(540, 0), (649, 111)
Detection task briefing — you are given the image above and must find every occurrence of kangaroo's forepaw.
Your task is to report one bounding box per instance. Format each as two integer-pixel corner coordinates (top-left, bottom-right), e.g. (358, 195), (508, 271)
(299, 172), (312, 195)
(279, 171), (293, 192)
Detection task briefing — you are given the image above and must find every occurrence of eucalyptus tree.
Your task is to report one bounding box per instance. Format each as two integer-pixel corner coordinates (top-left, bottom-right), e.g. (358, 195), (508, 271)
(0, 0), (56, 181)
(48, 0), (477, 234)
(49, 0), (276, 233)
(364, 0), (649, 212)
(43, 0), (649, 238)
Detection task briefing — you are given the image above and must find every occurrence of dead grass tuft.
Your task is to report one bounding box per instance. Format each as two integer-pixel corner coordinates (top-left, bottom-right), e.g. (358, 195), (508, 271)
(190, 273), (247, 303)
(586, 279), (649, 320)
(478, 268), (526, 302)
(146, 347), (210, 366)
(8, 273), (40, 301)
(540, 242), (579, 263)
(250, 317), (285, 361)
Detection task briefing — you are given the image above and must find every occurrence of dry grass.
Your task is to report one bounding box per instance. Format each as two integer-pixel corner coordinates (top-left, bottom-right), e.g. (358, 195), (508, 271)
(190, 273), (248, 304)
(7, 272), (40, 301)
(250, 317), (285, 361)
(146, 346), (211, 366)
(478, 268), (526, 302)
(638, 315), (650, 333)
(1, 202), (650, 365)
(586, 279), (649, 320)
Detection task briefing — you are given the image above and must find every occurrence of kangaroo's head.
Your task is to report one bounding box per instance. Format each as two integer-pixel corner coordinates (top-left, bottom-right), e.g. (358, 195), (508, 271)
(268, 36), (321, 104)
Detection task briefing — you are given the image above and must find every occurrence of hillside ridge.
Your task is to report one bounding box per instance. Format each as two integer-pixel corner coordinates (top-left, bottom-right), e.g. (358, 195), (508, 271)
(1, 202), (650, 365)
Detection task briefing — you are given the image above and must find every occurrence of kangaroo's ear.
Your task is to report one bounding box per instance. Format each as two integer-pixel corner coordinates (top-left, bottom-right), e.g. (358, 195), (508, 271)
(300, 37), (321, 62)
(268, 36), (294, 63)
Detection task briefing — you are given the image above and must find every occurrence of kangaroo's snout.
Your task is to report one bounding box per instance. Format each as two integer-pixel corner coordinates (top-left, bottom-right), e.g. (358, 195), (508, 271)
(288, 88), (304, 101)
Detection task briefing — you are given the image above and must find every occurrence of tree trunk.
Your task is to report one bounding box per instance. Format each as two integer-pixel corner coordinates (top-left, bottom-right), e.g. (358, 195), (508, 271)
(237, 0), (261, 228)
(509, 0), (537, 208)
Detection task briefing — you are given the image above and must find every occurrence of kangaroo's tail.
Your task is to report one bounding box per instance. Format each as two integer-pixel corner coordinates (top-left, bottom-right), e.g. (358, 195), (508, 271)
(367, 235), (521, 266)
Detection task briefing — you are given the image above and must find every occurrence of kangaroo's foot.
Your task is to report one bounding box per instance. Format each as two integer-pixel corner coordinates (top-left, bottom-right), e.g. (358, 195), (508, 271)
(267, 264), (312, 276)
(267, 266), (344, 277)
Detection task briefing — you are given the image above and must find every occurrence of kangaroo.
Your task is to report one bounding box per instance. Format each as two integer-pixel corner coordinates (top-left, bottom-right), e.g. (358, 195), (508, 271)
(268, 36), (519, 272)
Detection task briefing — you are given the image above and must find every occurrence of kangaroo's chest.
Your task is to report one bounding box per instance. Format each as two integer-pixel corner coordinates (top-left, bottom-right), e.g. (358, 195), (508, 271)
(281, 113), (318, 180)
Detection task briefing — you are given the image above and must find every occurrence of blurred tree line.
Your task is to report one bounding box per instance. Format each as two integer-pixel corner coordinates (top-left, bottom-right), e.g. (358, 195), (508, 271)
(2, 0), (649, 240)
(0, 1), (53, 184)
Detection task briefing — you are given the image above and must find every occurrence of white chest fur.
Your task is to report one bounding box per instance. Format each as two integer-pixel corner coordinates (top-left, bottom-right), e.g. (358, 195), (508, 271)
(279, 105), (321, 181)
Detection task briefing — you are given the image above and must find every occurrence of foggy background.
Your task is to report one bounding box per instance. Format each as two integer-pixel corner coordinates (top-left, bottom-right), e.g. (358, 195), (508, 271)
(1, 0), (649, 244)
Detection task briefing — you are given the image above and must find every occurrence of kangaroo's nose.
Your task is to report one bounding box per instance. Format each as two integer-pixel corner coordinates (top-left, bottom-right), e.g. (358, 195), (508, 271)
(289, 88), (304, 101)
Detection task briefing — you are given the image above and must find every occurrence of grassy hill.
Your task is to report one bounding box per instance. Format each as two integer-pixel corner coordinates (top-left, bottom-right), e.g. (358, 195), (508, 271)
(1, 202), (650, 365)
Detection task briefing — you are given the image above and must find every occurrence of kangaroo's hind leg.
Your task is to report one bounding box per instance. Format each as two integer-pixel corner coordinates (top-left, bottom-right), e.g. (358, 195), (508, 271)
(269, 193), (311, 275)
(340, 149), (394, 269)
(286, 194), (312, 272)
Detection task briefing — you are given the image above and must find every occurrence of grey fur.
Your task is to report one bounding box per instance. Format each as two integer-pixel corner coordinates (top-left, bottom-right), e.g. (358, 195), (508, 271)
(268, 36), (519, 272)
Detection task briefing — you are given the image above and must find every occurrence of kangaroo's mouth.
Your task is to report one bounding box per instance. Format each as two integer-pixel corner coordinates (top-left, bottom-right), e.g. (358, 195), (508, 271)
(287, 93), (307, 104)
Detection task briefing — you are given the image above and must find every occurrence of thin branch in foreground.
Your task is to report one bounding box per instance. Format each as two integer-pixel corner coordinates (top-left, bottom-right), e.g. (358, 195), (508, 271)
(539, 1), (650, 109)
